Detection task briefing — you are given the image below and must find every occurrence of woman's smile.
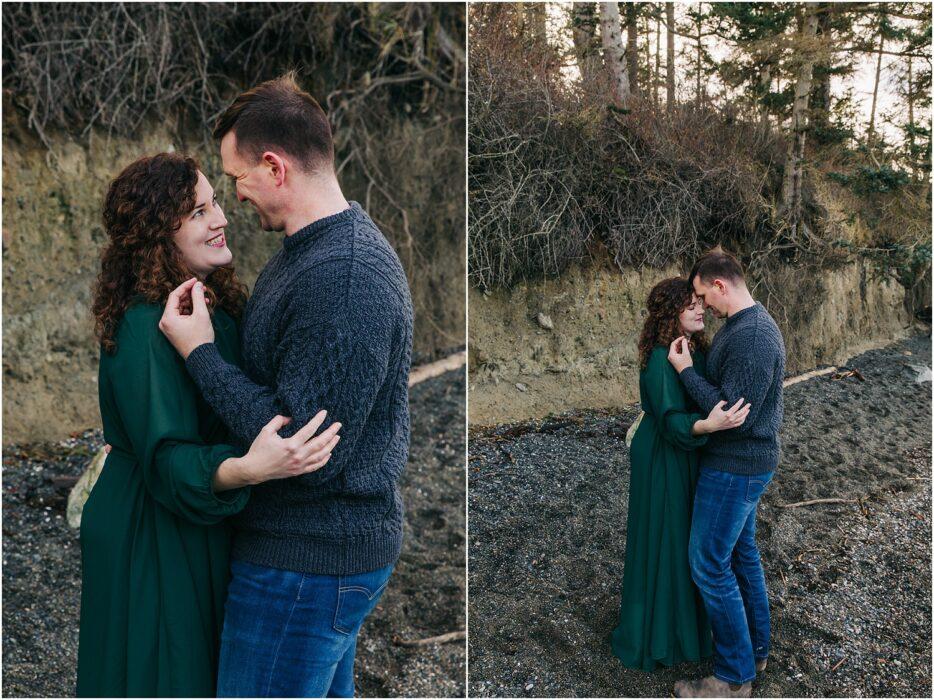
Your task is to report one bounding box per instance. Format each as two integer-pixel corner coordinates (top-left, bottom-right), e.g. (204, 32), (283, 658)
(206, 232), (226, 248)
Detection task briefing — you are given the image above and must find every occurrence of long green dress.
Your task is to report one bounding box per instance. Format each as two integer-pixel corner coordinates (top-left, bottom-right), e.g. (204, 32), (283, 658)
(610, 345), (713, 671)
(77, 301), (250, 698)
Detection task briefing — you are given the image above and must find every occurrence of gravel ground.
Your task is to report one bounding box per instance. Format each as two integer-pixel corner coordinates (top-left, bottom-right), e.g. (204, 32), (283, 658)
(468, 333), (932, 697)
(2, 367), (466, 698)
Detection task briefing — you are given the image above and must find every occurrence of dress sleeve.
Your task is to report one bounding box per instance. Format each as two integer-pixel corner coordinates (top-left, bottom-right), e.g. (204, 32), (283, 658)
(643, 348), (708, 451)
(107, 310), (250, 525)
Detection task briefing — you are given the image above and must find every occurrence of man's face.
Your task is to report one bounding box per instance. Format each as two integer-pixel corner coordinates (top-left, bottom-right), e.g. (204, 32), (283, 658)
(220, 131), (285, 232)
(692, 276), (728, 318)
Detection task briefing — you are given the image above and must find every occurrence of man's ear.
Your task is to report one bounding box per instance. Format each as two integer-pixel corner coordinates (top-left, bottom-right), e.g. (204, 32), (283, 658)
(262, 151), (287, 187)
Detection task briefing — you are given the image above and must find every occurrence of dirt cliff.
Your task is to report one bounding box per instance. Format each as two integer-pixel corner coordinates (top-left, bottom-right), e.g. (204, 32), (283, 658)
(468, 258), (911, 426)
(3, 109), (464, 443)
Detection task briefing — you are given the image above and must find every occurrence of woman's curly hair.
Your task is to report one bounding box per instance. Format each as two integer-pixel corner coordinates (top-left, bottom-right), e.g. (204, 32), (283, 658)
(637, 277), (708, 369)
(92, 153), (247, 353)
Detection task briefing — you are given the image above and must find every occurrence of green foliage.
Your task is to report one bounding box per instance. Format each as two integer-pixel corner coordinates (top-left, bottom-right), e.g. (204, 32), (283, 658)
(828, 165), (912, 195)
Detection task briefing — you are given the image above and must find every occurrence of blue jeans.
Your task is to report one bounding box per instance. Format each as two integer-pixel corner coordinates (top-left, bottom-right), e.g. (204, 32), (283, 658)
(689, 467), (773, 685)
(217, 559), (394, 698)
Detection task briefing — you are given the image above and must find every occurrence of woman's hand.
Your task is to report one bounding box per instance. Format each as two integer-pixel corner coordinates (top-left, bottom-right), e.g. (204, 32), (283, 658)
(692, 398), (750, 435)
(214, 410), (341, 491)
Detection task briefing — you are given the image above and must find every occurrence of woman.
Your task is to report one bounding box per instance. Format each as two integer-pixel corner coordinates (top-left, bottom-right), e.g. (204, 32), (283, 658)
(77, 153), (340, 697)
(610, 277), (749, 672)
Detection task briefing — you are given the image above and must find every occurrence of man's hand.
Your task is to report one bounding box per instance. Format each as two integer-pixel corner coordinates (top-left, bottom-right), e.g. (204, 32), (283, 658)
(159, 278), (214, 359)
(668, 335), (694, 373)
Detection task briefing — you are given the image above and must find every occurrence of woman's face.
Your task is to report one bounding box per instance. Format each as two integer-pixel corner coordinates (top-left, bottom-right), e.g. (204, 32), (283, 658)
(174, 171), (232, 278)
(678, 294), (705, 335)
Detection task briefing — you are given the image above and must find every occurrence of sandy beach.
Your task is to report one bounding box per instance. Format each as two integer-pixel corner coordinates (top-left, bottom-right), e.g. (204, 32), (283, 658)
(468, 333), (931, 697)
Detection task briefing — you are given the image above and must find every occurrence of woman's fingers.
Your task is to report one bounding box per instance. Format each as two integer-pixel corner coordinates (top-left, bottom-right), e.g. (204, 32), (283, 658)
(303, 453), (332, 474)
(303, 432), (341, 463)
(305, 421), (342, 451)
(292, 410), (329, 443)
(731, 405), (752, 425)
(263, 414), (291, 435)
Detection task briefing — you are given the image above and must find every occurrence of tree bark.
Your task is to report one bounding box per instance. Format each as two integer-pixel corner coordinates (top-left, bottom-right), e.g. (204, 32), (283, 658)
(528, 2), (547, 44)
(868, 10), (885, 142)
(758, 64), (772, 127)
(654, 11), (661, 106)
(781, 7), (820, 236)
(626, 3), (640, 96)
(666, 2), (675, 111)
(694, 5), (703, 105)
(809, 9), (832, 137)
(572, 2), (600, 85)
(600, 1), (631, 110)
(907, 55), (916, 174)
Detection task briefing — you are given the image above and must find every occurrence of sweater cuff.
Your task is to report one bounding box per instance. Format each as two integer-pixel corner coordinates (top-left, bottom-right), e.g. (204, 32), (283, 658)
(680, 365), (700, 385)
(185, 342), (226, 385)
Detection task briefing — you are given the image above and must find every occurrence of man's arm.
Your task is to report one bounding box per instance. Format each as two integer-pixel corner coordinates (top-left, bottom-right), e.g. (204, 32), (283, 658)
(172, 272), (399, 485)
(677, 365), (722, 414)
(678, 338), (776, 434)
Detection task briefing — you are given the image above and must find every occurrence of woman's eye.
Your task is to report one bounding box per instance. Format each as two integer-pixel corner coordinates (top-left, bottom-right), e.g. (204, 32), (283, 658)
(193, 209), (204, 218)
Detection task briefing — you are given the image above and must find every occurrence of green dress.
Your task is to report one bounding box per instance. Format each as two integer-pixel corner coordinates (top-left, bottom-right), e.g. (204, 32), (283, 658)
(610, 346), (713, 671)
(77, 302), (250, 698)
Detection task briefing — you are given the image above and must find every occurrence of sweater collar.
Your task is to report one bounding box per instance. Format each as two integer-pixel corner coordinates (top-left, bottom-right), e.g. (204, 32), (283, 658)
(725, 301), (760, 326)
(282, 202), (359, 254)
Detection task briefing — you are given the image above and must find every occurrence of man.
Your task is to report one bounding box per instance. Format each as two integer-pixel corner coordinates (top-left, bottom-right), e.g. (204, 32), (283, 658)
(667, 250), (785, 698)
(159, 73), (413, 698)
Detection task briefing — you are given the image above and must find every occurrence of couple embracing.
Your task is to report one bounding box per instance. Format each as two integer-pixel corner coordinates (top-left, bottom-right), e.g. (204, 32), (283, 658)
(77, 74), (413, 698)
(611, 251), (786, 698)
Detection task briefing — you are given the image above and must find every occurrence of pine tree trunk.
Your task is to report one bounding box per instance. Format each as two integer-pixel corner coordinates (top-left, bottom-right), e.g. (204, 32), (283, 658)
(781, 7), (819, 236)
(626, 3), (640, 96)
(666, 2), (675, 111)
(515, 2), (526, 32)
(528, 2), (547, 44)
(695, 6), (703, 105)
(758, 64), (772, 127)
(572, 3), (600, 85)
(908, 56), (917, 176)
(809, 10), (832, 138)
(868, 12), (885, 141)
(654, 12), (661, 106)
(600, 1), (631, 110)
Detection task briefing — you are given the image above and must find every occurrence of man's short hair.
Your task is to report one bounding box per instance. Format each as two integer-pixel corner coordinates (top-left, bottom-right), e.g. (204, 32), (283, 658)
(213, 72), (334, 173)
(689, 249), (746, 285)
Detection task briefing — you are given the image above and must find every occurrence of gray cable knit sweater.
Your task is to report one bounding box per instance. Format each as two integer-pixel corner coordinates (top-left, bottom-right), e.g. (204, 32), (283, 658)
(679, 302), (785, 475)
(185, 202), (413, 575)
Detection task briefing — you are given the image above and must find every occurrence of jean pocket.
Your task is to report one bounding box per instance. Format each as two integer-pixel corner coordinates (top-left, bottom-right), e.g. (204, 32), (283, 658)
(744, 477), (770, 504)
(332, 567), (392, 635)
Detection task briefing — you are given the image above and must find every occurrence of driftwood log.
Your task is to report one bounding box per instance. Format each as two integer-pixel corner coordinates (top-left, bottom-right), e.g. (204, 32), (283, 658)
(393, 630), (466, 647)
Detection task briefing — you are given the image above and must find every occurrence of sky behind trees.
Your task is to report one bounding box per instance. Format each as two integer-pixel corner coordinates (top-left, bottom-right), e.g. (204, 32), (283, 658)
(541, 1), (927, 145)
